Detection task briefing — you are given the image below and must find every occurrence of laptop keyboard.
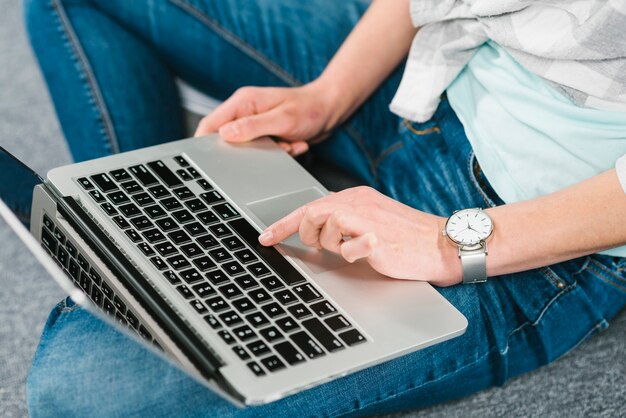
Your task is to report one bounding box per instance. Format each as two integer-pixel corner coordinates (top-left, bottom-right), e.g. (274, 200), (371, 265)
(69, 155), (366, 376)
(40, 214), (161, 349)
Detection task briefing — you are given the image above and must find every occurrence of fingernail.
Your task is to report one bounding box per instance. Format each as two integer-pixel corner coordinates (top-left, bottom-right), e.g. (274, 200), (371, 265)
(220, 123), (239, 140)
(259, 230), (273, 245)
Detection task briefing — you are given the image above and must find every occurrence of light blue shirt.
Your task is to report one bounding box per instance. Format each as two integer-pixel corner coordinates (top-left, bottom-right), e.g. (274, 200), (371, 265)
(447, 41), (626, 257)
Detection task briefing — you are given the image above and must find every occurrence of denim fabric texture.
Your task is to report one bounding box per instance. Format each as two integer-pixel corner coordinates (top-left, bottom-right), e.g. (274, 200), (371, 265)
(23, 0), (626, 417)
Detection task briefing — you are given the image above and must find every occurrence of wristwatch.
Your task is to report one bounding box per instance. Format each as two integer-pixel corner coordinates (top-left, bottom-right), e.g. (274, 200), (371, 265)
(442, 208), (494, 284)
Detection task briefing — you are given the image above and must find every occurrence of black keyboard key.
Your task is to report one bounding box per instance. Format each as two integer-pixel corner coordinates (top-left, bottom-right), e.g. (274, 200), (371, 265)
(232, 297), (255, 314)
(228, 218), (307, 286)
(156, 217), (178, 232)
(112, 216), (131, 229)
(223, 261), (246, 276)
(197, 179), (212, 190)
(204, 314), (221, 329)
(79, 271), (92, 294)
(196, 234), (219, 249)
(130, 216), (153, 231)
(168, 229), (191, 245)
(235, 274), (257, 290)
(101, 202), (118, 216)
(107, 191), (130, 205)
(138, 325), (152, 341)
(339, 329), (366, 347)
(293, 284), (323, 304)
(209, 224), (231, 237)
(200, 190), (224, 204)
(209, 248), (232, 263)
(262, 302), (286, 318)
(247, 262), (271, 278)
(180, 268), (202, 284)
(121, 180), (142, 194)
(261, 355), (285, 373)
(53, 227), (66, 245)
(101, 281), (113, 299)
(126, 310), (139, 329)
(218, 283), (243, 299)
(206, 296), (229, 312)
(66, 242), (77, 259)
(154, 241), (178, 257)
(192, 255), (216, 272)
(260, 326), (284, 343)
(184, 222), (206, 237)
(185, 198), (207, 213)
(325, 315), (351, 332)
(276, 316), (300, 333)
(245, 312), (270, 328)
(234, 249), (257, 264)
(302, 318), (344, 352)
(232, 345), (250, 360)
(190, 299), (208, 314)
(249, 288), (272, 304)
(177, 169), (192, 181)
(260, 276), (284, 292)
(222, 236), (244, 251)
(247, 361), (265, 376)
(125, 229), (142, 243)
(218, 330), (235, 344)
(197, 210), (219, 225)
(133, 192), (155, 207)
(246, 340), (271, 357)
(41, 228), (58, 255)
(290, 331), (325, 359)
(233, 325), (256, 342)
(192, 283), (215, 298)
(163, 270), (180, 285)
(174, 156), (189, 167)
(288, 304), (313, 320)
(138, 242), (156, 256)
(206, 269), (229, 285)
(129, 165), (158, 186)
(173, 187), (194, 200)
(148, 185), (170, 199)
(113, 296), (127, 314)
(219, 310), (243, 327)
(275, 289), (298, 306)
(90, 173), (118, 192)
(147, 160), (183, 188)
(179, 243), (201, 259)
(103, 298), (115, 316)
(91, 286), (103, 308)
(67, 259), (79, 280)
(110, 169), (132, 182)
(57, 247), (69, 268)
(150, 256), (167, 270)
(310, 301), (337, 317)
(167, 254), (190, 270)
(89, 190), (106, 203)
(172, 209), (194, 224)
(119, 203), (142, 218)
(145, 205), (167, 219)
(143, 228), (166, 243)
(187, 167), (201, 179)
(213, 203), (239, 220)
(78, 177), (94, 190)
(160, 197), (182, 211)
(43, 214), (55, 231)
(76, 254), (89, 271)
(115, 313), (127, 327)
(274, 341), (306, 365)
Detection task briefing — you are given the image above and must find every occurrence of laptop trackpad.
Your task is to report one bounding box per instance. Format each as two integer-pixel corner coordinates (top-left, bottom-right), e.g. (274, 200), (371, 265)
(247, 188), (348, 274)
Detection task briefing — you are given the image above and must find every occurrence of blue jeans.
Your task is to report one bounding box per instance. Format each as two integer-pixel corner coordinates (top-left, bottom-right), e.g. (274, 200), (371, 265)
(25, 1), (626, 417)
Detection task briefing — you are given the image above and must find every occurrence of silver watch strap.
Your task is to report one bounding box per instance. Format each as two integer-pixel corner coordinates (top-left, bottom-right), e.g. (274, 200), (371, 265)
(460, 248), (487, 284)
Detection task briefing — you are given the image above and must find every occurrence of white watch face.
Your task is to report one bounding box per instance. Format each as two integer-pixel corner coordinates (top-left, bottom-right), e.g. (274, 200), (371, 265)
(445, 208), (493, 246)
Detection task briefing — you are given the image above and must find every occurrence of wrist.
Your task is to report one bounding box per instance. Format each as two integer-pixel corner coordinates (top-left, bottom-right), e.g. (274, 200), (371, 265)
(436, 216), (463, 285)
(309, 75), (358, 128)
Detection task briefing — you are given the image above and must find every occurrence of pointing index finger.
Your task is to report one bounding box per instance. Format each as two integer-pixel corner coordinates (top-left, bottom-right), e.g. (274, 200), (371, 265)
(259, 206), (307, 246)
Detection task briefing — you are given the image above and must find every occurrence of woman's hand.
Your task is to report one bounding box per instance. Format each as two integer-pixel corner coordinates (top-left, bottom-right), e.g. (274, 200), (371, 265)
(194, 80), (342, 157)
(258, 186), (462, 286)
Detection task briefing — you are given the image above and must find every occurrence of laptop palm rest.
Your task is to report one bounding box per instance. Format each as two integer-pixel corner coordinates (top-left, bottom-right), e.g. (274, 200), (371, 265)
(247, 188), (347, 274)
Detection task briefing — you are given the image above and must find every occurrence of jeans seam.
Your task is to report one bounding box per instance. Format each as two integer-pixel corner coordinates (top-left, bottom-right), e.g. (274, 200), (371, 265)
(372, 140), (404, 170)
(168, 0), (377, 180)
(51, 0), (120, 155)
(467, 152), (495, 209)
(402, 118), (440, 136)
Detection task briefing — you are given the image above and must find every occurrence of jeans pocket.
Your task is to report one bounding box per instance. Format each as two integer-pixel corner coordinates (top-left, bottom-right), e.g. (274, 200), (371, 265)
(585, 254), (626, 294)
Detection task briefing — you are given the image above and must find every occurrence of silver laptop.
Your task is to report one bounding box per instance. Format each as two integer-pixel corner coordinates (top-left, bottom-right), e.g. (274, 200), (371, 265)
(0, 136), (467, 406)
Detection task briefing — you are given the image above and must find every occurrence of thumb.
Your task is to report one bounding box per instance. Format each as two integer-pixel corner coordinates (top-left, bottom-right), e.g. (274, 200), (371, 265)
(219, 107), (291, 142)
(340, 233), (378, 263)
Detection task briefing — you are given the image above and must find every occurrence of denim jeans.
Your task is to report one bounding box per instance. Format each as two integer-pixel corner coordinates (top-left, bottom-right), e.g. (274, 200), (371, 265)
(24, 1), (626, 417)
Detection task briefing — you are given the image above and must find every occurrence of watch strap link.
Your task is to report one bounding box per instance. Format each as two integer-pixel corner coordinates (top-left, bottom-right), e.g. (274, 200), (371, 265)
(460, 247), (487, 284)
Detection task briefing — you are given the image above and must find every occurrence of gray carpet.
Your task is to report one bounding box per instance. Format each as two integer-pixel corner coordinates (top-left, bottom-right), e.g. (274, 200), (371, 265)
(0, 1), (624, 417)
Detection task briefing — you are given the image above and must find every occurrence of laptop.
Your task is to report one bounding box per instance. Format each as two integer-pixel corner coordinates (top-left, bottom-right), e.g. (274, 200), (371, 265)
(0, 136), (467, 406)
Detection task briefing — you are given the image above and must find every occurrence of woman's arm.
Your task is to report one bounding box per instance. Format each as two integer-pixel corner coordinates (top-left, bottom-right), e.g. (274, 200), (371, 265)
(195, 0), (417, 155)
(259, 169), (626, 286)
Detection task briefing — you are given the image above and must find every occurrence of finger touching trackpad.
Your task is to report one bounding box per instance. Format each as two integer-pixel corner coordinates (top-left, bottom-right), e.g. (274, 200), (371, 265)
(246, 188), (348, 274)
